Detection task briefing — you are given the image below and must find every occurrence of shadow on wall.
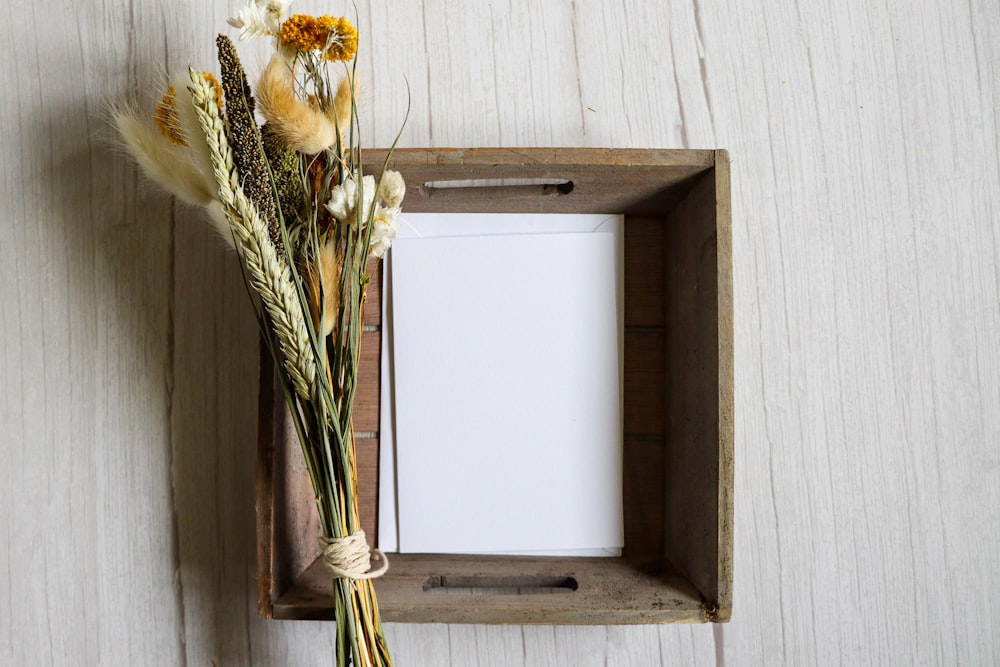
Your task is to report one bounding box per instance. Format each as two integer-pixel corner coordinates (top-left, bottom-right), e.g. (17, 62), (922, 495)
(41, 93), (188, 655)
(169, 207), (264, 663)
(47, 93), (292, 660)
(163, 141), (337, 666)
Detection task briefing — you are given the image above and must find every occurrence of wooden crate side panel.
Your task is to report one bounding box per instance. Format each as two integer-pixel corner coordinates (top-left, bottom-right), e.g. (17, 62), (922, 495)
(271, 383), (323, 605)
(371, 147), (715, 170)
(621, 216), (667, 559)
(355, 437), (380, 547)
(275, 555), (707, 625)
(256, 346), (277, 618)
(363, 259), (382, 326)
(368, 148), (714, 215)
(622, 335), (666, 558)
(623, 329), (666, 435)
(621, 436), (665, 558)
(624, 217), (667, 328)
(713, 150), (735, 619)
(259, 329), (383, 615)
(662, 165), (730, 615)
(257, 355), (320, 615)
(352, 331), (382, 433)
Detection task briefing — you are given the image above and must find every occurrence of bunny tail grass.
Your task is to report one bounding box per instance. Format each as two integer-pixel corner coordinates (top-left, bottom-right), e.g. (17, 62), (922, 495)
(331, 71), (356, 139)
(170, 71), (217, 196)
(256, 53), (337, 154)
(112, 108), (215, 207)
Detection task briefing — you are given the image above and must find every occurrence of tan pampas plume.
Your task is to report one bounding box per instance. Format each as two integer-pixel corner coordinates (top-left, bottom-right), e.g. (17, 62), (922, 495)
(330, 70), (355, 138)
(307, 240), (343, 338)
(256, 53), (336, 154)
(256, 53), (360, 154)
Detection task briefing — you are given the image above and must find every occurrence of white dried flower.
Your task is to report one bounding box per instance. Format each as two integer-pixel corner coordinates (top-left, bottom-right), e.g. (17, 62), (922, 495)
(377, 170), (406, 208)
(357, 175), (376, 224)
(227, 0), (291, 42)
(325, 172), (376, 228)
(325, 178), (355, 221)
(368, 204), (401, 258)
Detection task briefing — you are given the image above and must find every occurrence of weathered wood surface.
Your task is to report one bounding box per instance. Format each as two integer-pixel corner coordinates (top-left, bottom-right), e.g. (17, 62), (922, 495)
(260, 156), (731, 623)
(2, 0), (999, 665)
(275, 556), (707, 625)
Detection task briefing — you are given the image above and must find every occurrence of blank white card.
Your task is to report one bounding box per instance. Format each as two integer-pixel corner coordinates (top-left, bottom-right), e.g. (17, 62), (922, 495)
(382, 215), (623, 555)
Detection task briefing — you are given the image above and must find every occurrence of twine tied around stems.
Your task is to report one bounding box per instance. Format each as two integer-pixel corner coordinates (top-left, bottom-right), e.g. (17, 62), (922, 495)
(319, 530), (389, 580)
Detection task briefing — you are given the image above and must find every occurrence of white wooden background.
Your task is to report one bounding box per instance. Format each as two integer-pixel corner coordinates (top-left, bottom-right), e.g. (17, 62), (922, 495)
(2, 0), (998, 664)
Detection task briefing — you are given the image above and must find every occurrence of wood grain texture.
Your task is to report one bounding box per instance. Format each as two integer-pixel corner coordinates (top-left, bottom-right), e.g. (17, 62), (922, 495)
(261, 150), (728, 624)
(275, 556), (706, 624)
(3, 0), (999, 665)
(662, 162), (732, 617)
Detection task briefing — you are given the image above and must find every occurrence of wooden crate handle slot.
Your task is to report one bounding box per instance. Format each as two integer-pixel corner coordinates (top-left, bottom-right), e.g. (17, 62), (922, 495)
(422, 575), (579, 596)
(419, 178), (575, 201)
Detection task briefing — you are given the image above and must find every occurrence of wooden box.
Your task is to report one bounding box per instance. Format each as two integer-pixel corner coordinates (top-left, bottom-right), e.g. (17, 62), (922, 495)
(257, 148), (733, 624)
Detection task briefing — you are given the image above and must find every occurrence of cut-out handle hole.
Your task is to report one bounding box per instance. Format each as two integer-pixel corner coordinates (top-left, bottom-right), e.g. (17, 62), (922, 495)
(421, 178), (574, 197)
(423, 575), (579, 596)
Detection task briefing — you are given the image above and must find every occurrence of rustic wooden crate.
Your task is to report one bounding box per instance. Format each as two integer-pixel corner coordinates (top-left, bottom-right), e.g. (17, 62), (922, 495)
(256, 148), (733, 624)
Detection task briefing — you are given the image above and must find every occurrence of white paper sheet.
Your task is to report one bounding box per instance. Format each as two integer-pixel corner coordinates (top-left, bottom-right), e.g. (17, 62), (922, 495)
(379, 213), (624, 555)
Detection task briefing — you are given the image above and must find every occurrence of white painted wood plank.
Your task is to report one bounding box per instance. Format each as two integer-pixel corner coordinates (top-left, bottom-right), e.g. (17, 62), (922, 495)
(0, 0), (186, 664)
(697, 0), (1000, 664)
(382, 624), (717, 667)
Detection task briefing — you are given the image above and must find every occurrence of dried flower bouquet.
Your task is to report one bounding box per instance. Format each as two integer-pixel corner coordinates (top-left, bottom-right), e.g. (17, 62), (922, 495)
(113, 2), (405, 664)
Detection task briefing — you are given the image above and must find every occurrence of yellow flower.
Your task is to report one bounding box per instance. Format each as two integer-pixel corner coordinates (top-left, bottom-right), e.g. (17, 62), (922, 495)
(202, 72), (224, 108)
(153, 73), (223, 146)
(154, 86), (185, 146)
(279, 14), (358, 61)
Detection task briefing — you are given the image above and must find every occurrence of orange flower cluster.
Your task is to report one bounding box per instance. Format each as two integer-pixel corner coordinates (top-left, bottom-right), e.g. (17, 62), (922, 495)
(279, 14), (358, 61)
(154, 73), (223, 146)
(154, 86), (185, 146)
